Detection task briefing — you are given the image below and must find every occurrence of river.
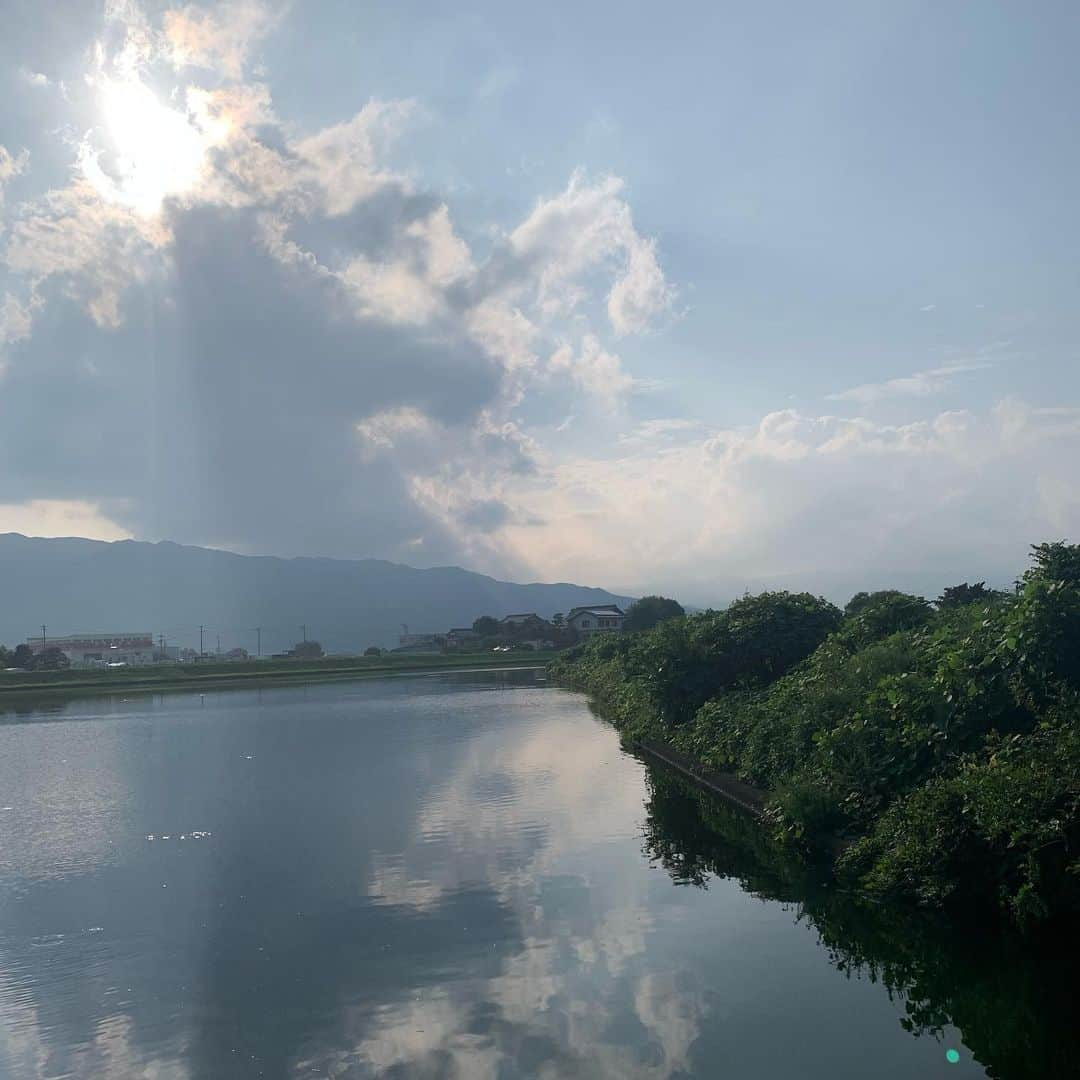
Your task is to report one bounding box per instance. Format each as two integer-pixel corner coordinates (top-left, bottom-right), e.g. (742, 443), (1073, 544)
(0, 669), (1074, 1078)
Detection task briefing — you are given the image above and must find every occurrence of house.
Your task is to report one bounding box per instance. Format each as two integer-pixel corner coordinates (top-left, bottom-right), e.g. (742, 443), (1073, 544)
(500, 613), (544, 628)
(28, 633), (156, 667)
(392, 633), (444, 654)
(445, 627), (479, 647)
(566, 605), (625, 637)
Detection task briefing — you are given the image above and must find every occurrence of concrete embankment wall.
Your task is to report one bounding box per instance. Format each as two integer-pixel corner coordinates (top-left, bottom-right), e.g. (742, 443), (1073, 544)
(634, 739), (766, 818)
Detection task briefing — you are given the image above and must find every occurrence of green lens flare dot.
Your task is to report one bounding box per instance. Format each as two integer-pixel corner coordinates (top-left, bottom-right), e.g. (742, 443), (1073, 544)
(946, 1049), (961, 1064)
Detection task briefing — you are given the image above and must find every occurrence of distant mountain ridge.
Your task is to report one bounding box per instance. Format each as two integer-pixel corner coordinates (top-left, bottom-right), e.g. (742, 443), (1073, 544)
(0, 534), (634, 654)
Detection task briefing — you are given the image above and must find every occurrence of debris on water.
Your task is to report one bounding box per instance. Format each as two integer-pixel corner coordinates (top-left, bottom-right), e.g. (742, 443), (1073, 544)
(1, 807), (13, 811)
(245, 755), (253, 760)
(146, 834), (155, 841)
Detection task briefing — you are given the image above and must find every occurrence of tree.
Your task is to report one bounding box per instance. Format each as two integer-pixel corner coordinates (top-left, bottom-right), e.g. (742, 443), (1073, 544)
(472, 616), (500, 637)
(936, 582), (992, 608)
(293, 640), (324, 659)
(842, 590), (932, 645)
(636, 591), (843, 727)
(1025, 541), (1080, 586)
(11, 644), (33, 668)
(32, 646), (70, 670)
(551, 613), (565, 628)
(625, 595), (685, 632)
(364, 646), (383, 657)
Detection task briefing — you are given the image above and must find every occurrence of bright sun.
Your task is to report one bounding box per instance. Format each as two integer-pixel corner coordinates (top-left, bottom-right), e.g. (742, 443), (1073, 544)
(83, 77), (211, 215)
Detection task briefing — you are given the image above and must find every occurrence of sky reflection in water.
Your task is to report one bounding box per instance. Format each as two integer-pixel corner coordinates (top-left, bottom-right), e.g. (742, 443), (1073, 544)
(0, 671), (1037, 1077)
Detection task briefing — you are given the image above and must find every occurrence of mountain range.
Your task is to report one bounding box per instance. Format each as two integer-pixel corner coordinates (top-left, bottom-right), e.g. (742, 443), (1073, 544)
(0, 534), (634, 654)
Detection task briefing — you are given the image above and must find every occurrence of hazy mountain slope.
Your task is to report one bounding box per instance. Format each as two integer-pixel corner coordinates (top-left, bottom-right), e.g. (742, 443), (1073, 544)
(0, 534), (634, 654)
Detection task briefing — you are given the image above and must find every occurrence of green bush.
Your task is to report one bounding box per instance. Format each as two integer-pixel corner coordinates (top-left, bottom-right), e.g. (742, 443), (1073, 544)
(550, 543), (1080, 925)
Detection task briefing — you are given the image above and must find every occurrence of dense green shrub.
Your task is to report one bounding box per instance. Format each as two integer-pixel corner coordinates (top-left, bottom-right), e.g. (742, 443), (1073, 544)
(551, 543), (1080, 925)
(551, 590), (841, 732)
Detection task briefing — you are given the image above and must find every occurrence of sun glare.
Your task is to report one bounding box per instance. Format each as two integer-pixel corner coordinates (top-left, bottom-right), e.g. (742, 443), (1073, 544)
(83, 78), (210, 214)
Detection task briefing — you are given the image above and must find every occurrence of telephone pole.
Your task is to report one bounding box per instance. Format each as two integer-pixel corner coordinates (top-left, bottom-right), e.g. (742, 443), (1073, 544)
(40, 624), (46, 651)
(301, 624), (307, 643)
(216, 632), (221, 655)
(255, 627), (261, 657)
(199, 625), (204, 656)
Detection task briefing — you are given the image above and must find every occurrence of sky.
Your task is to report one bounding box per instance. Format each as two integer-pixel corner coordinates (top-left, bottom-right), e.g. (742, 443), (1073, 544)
(0, 0), (1078, 604)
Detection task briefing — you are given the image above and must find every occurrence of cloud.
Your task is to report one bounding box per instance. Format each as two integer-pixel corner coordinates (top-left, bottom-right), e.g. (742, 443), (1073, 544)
(500, 399), (1080, 600)
(826, 361), (991, 404)
(0, 2), (671, 570)
(505, 172), (674, 332)
(293, 100), (416, 217)
(4, 180), (169, 327)
(607, 233), (673, 336)
(163, 1), (282, 79)
(0, 499), (131, 541)
(618, 417), (704, 446)
(547, 334), (634, 404)
(0, 145), (30, 216)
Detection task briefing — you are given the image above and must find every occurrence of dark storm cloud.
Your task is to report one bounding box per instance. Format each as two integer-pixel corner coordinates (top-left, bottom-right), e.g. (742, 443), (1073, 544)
(0, 197), (505, 562)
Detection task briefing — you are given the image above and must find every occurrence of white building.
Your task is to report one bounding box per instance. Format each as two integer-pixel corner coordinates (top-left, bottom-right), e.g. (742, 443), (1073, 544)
(29, 633), (156, 667)
(566, 605), (625, 637)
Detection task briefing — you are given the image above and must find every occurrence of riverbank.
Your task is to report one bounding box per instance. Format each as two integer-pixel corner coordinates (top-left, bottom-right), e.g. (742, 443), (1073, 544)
(0, 650), (555, 700)
(634, 738), (765, 818)
(551, 543), (1080, 926)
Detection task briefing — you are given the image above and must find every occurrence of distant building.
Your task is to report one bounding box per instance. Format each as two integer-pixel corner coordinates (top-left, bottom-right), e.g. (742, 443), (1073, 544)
(566, 605), (625, 637)
(445, 627), (479, 647)
(29, 633), (155, 667)
(393, 632), (444, 654)
(500, 613), (545, 628)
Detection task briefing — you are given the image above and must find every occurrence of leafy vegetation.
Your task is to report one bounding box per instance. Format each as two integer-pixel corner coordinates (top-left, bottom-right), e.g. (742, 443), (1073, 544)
(550, 542), (1080, 924)
(623, 595), (685, 632)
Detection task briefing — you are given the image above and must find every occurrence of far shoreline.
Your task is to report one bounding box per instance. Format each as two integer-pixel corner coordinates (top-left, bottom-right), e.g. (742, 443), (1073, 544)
(0, 651), (554, 705)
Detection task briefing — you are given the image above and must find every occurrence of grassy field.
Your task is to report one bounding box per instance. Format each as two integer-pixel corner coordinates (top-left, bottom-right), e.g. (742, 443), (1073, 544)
(0, 650), (556, 699)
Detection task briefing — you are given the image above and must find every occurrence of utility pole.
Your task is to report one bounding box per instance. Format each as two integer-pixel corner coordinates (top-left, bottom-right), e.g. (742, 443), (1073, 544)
(199, 625), (204, 656)
(159, 634), (165, 654)
(256, 627), (261, 657)
(301, 624), (307, 643)
(216, 633), (221, 655)
(40, 624), (46, 651)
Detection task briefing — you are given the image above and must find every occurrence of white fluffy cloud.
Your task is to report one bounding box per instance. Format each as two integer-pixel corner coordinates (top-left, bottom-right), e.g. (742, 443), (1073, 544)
(500, 399), (1080, 600)
(4, 181), (169, 327)
(548, 334), (635, 403)
(163, 0), (282, 79)
(0, 145), (29, 218)
(508, 172), (674, 332)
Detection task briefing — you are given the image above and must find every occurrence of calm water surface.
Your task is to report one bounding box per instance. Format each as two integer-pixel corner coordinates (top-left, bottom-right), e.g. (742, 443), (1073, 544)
(0, 671), (1074, 1078)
